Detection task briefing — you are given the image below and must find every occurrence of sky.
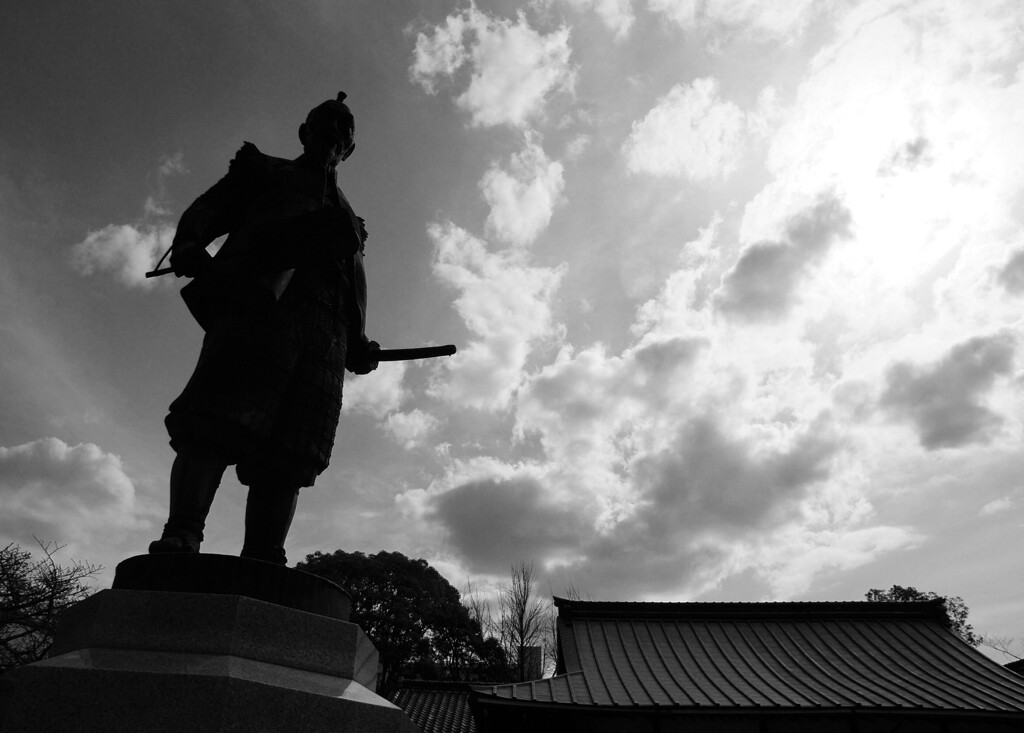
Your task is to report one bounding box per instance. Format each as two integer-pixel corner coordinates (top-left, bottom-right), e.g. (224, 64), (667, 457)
(2, 0), (1023, 658)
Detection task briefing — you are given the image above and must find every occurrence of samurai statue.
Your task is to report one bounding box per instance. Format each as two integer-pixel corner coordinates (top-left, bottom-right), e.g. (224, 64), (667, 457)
(149, 92), (378, 565)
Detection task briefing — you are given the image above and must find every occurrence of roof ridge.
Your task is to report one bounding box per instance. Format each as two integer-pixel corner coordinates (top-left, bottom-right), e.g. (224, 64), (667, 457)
(553, 598), (949, 623)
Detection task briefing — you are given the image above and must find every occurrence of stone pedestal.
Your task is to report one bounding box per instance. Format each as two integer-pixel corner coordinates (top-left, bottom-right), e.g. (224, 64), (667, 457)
(0, 555), (418, 732)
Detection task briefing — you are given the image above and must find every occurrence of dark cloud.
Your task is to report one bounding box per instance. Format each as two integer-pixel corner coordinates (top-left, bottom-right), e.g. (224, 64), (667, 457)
(880, 334), (1015, 449)
(519, 360), (608, 426)
(428, 476), (590, 575)
(430, 414), (840, 599)
(632, 337), (706, 378)
(715, 193), (852, 321)
(997, 249), (1024, 295)
(631, 417), (837, 539)
(879, 136), (931, 175)
(559, 417), (839, 600)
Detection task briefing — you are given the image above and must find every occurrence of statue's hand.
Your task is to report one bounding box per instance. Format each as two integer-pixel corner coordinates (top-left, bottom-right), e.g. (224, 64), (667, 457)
(347, 338), (380, 375)
(171, 244), (214, 278)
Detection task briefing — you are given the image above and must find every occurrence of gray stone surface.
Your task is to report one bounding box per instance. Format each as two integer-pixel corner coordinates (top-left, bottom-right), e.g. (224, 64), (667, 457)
(3, 662), (418, 733)
(0, 589), (416, 733)
(50, 589), (377, 686)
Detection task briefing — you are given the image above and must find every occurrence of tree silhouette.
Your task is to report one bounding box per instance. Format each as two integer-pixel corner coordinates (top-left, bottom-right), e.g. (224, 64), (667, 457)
(297, 549), (488, 694)
(866, 584), (980, 646)
(1, 541), (99, 671)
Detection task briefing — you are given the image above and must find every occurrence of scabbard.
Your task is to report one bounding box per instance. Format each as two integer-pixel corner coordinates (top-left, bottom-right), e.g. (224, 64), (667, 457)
(375, 345), (456, 362)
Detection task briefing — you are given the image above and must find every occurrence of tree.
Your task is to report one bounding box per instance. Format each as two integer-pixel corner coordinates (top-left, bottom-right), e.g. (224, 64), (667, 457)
(497, 562), (550, 681)
(296, 550), (487, 695)
(1, 540), (99, 671)
(865, 584), (981, 646)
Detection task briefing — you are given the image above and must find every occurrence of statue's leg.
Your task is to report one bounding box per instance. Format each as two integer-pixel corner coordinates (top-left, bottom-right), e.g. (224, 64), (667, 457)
(149, 448), (228, 554)
(240, 483), (300, 565)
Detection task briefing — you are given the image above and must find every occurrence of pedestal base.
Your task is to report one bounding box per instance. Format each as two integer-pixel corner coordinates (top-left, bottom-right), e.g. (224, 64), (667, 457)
(0, 556), (417, 733)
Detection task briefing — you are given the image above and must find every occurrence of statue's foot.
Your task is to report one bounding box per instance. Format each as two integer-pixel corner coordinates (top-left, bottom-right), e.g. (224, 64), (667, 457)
(148, 535), (200, 554)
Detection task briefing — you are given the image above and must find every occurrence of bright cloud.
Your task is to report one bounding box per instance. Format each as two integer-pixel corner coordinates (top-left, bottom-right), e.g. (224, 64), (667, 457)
(624, 77), (771, 180)
(71, 223), (175, 288)
(409, 13), (469, 94)
(749, 524), (922, 598)
(384, 409), (440, 449)
(415, 0), (1024, 595)
(410, 7), (576, 128)
(481, 136), (565, 247)
(408, 213), (906, 596)
(70, 154), (186, 288)
(344, 362), (409, 418)
(0, 437), (146, 551)
(429, 222), (565, 410)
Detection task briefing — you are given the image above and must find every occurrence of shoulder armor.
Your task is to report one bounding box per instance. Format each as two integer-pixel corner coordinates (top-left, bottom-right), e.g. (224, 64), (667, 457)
(228, 141), (267, 176)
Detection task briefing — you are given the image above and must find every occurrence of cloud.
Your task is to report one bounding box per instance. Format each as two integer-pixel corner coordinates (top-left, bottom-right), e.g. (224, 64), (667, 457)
(715, 193), (852, 321)
(749, 524), (921, 598)
(560, 0), (635, 40)
(421, 413), (845, 594)
(428, 475), (590, 573)
(514, 338), (705, 475)
(409, 13), (469, 94)
(630, 417), (838, 538)
(481, 135), (565, 247)
(344, 362), (408, 418)
(70, 153), (185, 288)
(647, 0), (820, 42)
(0, 437), (146, 551)
(879, 136), (932, 176)
(743, 0), (1024, 315)
(410, 8), (576, 128)
(623, 77), (771, 180)
(880, 333), (1016, 450)
(979, 497), (1013, 516)
(997, 249), (1024, 295)
(429, 222), (565, 410)
(158, 152), (187, 177)
(70, 222), (175, 288)
(409, 0), (1024, 604)
(384, 409), (440, 449)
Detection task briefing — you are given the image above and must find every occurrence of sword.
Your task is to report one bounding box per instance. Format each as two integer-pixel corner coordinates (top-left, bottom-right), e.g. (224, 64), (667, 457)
(375, 345), (456, 362)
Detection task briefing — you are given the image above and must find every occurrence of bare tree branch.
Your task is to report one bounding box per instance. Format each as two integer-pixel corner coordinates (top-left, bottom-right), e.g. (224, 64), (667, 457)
(1, 539), (100, 671)
(498, 562), (551, 681)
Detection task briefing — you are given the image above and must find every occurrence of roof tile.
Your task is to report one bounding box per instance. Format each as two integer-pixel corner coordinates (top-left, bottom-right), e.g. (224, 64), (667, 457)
(392, 682), (477, 733)
(473, 600), (1024, 715)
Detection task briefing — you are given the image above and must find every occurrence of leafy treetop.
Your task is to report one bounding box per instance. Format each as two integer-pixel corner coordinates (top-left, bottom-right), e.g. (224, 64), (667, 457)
(866, 584), (981, 646)
(297, 549), (491, 695)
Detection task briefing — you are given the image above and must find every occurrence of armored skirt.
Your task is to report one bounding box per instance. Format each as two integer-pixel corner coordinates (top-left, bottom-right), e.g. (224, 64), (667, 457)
(166, 263), (350, 488)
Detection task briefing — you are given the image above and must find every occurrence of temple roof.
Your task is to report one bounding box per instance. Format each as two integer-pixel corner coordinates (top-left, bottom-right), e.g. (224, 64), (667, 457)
(472, 599), (1024, 716)
(392, 681), (477, 733)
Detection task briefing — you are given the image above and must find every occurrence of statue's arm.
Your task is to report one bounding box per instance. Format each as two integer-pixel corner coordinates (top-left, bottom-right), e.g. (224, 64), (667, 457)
(171, 142), (264, 277)
(345, 250), (378, 375)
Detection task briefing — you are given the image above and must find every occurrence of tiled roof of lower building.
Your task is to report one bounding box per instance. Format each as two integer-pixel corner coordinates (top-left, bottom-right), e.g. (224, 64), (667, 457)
(391, 681), (478, 733)
(472, 599), (1024, 716)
